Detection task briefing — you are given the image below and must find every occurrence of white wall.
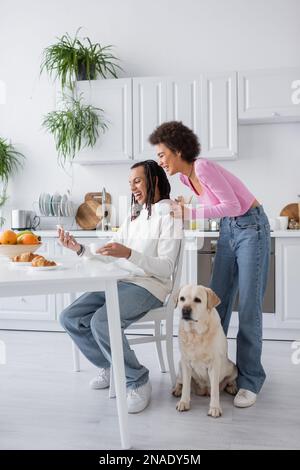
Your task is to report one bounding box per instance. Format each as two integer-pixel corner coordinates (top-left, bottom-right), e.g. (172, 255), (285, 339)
(1, 0), (300, 226)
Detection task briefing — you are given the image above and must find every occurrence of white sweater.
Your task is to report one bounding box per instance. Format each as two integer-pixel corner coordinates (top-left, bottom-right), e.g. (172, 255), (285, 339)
(82, 200), (183, 302)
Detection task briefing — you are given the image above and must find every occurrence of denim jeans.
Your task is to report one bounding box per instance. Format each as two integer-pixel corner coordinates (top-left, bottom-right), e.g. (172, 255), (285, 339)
(59, 281), (163, 389)
(210, 205), (271, 394)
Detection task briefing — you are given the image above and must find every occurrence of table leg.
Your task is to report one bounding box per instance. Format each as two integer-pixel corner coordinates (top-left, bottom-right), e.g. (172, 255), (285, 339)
(68, 293), (80, 372)
(186, 236), (198, 284)
(72, 340), (80, 372)
(105, 280), (131, 450)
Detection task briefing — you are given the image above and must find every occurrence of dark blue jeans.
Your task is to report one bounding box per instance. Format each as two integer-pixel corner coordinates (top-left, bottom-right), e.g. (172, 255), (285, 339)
(210, 205), (271, 393)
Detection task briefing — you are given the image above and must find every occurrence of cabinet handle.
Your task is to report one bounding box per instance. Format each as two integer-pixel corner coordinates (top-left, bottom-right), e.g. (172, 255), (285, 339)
(272, 112), (280, 116)
(21, 297), (26, 303)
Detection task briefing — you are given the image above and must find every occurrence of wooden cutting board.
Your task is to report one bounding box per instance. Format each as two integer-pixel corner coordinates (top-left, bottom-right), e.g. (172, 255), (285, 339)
(76, 192), (111, 230)
(280, 203), (300, 222)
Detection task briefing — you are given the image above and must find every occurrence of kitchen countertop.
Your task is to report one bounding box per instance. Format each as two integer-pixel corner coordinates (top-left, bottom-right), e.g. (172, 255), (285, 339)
(36, 229), (300, 238)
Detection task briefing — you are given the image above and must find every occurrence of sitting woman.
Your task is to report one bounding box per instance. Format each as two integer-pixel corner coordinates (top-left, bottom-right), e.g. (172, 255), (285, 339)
(58, 160), (182, 414)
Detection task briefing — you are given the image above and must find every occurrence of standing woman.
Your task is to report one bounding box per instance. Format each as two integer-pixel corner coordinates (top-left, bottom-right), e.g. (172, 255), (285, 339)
(149, 121), (271, 408)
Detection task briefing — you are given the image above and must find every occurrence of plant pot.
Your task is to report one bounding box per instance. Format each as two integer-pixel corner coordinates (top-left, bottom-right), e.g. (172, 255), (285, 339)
(76, 62), (96, 81)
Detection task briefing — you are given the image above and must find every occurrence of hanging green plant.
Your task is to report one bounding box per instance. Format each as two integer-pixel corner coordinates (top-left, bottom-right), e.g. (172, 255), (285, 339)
(40, 28), (122, 90)
(42, 94), (107, 166)
(0, 138), (25, 227)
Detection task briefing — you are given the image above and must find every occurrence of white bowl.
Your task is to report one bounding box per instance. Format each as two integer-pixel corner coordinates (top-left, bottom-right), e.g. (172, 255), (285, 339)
(0, 243), (43, 259)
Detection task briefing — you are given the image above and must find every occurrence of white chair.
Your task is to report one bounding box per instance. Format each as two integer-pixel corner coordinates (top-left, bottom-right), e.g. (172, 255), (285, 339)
(70, 239), (184, 393)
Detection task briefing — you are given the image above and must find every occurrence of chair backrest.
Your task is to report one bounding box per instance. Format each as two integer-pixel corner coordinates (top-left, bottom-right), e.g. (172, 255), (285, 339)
(126, 239), (185, 328)
(165, 239), (185, 311)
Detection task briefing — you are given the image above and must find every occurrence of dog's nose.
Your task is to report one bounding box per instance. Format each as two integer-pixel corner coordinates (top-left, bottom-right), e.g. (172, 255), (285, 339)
(182, 306), (192, 319)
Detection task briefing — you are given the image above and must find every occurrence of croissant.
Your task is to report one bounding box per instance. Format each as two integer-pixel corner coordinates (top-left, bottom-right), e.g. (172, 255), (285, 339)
(31, 256), (56, 267)
(12, 252), (40, 262)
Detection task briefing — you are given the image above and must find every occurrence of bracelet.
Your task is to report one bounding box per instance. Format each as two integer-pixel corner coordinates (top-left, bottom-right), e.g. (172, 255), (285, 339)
(76, 244), (85, 257)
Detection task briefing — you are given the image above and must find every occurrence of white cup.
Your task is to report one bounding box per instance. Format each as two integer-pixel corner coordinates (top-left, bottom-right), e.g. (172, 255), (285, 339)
(276, 216), (289, 230)
(90, 240), (109, 255)
(268, 218), (279, 231)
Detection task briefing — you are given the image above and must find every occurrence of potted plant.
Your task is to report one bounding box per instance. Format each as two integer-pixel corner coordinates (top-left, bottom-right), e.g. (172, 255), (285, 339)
(0, 138), (25, 227)
(42, 94), (107, 166)
(40, 28), (122, 90)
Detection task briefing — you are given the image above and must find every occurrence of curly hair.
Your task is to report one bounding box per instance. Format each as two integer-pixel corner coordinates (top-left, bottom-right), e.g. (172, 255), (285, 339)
(130, 159), (171, 219)
(148, 121), (200, 163)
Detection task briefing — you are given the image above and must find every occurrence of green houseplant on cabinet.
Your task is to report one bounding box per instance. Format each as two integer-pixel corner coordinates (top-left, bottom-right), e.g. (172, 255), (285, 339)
(42, 94), (107, 166)
(40, 28), (122, 90)
(0, 138), (25, 227)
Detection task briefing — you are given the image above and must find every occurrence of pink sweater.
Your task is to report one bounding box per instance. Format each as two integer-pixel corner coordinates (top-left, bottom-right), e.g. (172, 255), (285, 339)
(179, 158), (256, 218)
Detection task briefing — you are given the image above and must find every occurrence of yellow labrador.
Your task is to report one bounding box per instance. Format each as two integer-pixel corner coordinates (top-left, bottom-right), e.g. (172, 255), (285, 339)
(173, 284), (237, 417)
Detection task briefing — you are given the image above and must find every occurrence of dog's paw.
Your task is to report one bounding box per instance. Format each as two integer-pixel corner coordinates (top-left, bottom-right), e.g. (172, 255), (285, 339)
(208, 406), (222, 418)
(225, 382), (238, 396)
(176, 400), (190, 412)
(172, 383), (182, 397)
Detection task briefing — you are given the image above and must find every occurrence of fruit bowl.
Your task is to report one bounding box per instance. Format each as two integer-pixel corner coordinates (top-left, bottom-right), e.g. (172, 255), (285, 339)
(0, 243), (43, 259)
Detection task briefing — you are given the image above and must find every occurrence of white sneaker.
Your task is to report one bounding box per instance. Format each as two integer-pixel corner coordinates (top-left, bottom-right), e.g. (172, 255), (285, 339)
(234, 388), (257, 408)
(89, 368), (110, 390)
(127, 380), (152, 414)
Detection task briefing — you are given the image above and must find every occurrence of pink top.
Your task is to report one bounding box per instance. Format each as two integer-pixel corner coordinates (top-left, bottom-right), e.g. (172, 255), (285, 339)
(179, 158), (256, 218)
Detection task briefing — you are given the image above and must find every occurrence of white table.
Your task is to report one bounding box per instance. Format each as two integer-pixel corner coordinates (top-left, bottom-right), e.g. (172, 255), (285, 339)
(0, 257), (131, 449)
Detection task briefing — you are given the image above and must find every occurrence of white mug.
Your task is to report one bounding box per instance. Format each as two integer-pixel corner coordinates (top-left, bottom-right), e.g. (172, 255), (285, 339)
(90, 240), (109, 255)
(276, 216), (289, 230)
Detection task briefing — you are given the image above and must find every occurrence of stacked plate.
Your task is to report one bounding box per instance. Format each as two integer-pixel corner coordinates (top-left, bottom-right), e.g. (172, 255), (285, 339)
(38, 192), (75, 217)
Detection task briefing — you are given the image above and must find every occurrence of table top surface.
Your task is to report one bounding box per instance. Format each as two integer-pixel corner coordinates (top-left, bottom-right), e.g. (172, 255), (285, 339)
(0, 256), (129, 287)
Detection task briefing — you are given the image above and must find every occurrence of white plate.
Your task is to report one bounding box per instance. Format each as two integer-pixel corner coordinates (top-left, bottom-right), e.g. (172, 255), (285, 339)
(39, 193), (45, 215)
(51, 192), (61, 216)
(67, 200), (74, 216)
(55, 194), (62, 216)
(42, 193), (48, 216)
(60, 194), (68, 216)
(28, 262), (62, 271)
(43, 193), (51, 216)
(8, 261), (32, 268)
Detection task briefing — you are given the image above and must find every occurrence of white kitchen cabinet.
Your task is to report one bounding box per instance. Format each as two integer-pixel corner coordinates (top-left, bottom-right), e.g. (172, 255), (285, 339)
(133, 75), (237, 161)
(238, 68), (300, 123)
(167, 78), (201, 136)
(0, 239), (55, 324)
(132, 77), (168, 160)
(76, 78), (133, 162)
(201, 72), (238, 159)
(276, 238), (300, 328)
(0, 294), (56, 321)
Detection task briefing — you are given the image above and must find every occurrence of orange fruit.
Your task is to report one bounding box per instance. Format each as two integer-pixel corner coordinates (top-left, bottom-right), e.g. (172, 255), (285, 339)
(0, 230), (18, 245)
(17, 233), (39, 245)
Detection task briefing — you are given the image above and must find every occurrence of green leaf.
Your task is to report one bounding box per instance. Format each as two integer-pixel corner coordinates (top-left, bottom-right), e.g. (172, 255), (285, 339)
(42, 95), (107, 166)
(40, 29), (123, 90)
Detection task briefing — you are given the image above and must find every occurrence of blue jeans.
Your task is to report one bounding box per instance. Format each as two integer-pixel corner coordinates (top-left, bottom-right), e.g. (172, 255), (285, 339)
(60, 281), (163, 389)
(210, 205), (270, 394)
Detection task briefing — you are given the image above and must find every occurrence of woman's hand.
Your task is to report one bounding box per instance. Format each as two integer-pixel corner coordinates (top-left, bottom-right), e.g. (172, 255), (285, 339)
(97, 242), (131, 259)
(170, 197), (185, 220)
(57, 227), (81, 252)
(171, 195), (193, 220)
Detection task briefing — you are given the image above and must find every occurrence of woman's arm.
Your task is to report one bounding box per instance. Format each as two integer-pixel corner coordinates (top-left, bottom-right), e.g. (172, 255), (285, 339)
(193, 160), (242, 218)
(83, 222), (127, 262)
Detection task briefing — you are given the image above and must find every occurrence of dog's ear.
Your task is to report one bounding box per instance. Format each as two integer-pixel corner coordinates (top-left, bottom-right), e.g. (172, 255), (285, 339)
(205, 288), (221, 310)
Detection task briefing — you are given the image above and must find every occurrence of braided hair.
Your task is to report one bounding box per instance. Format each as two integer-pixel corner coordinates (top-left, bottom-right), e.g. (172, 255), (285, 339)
(130, 160), (171, 219)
